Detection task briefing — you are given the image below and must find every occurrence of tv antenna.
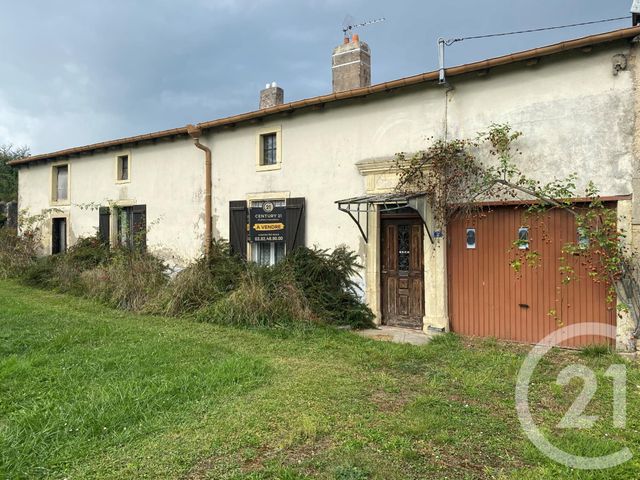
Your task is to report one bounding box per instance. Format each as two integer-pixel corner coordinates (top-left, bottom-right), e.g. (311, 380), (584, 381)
(342, 15), (386, 40)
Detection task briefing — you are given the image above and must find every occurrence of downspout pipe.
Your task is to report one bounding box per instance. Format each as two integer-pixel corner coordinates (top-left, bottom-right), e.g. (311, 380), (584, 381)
(186, 124), (212, 257)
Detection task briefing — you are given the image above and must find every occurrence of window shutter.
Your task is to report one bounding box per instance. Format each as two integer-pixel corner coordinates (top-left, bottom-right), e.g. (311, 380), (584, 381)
(131, 204), (147, 251)
(229, 200), (248, 259)
(98, 207), (111, 245)
(285, 197), (305, 253)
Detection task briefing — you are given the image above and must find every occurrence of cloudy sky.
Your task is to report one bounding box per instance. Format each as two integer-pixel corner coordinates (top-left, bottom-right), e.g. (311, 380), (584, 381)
(0, 0), (633, 154)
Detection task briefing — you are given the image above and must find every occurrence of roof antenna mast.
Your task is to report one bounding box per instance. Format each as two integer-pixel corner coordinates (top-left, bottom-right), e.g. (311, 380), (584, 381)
(342, 15), (386, 41)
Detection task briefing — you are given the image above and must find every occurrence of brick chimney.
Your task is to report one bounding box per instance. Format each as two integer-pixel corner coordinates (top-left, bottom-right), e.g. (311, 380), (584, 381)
(260, 82), (284, 109)
(332, 34), (371, 93)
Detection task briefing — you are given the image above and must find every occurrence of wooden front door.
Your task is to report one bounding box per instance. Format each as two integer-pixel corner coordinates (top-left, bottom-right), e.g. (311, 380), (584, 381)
(381, 217), (425, 328)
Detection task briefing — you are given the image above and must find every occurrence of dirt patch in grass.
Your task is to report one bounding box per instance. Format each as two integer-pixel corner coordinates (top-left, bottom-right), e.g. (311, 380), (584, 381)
(415, 439), (528, 479)
(240, 437), (334, 475)
(185, 453), (228, 480)
(370, 387), (418, 413)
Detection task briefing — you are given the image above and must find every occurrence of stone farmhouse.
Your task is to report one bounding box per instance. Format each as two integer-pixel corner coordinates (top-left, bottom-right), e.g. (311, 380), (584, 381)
(10, 24), (640, 350)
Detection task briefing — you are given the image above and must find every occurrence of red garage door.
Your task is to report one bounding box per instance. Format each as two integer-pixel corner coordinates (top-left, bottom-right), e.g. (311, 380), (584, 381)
(447, 206), (616, 348)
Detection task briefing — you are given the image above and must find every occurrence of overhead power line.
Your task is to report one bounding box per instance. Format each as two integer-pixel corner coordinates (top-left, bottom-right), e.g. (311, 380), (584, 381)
(438, 15), (631, 84)
(443, 16), (629, 46)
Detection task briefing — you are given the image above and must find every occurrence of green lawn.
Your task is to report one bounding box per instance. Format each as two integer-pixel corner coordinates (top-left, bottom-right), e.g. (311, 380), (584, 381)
(0, 280), (638, 479)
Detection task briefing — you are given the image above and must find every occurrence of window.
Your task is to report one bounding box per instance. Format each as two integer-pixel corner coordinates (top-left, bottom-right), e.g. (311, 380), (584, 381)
(261, 133), (277, 166)
(117, 207), (133, 248)
(252, 241), (285, 266)
(117, 154), (129, 182)
(256, 127), (281, 170)
(230, 196), (304, 260)
(117, 205), (146, 250)
(249, 198), (286, 265)
(52, 218), (67, 254)
(398, 225), (410, 271)
(518, 227), (529, 250)
(466, 228), (476, 249)
(52, 164), (69, 203)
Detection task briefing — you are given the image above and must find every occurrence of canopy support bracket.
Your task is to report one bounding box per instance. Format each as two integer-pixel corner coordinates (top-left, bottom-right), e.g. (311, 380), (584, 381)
(338, 203), (370, 243)
(336, 192), (435, 245)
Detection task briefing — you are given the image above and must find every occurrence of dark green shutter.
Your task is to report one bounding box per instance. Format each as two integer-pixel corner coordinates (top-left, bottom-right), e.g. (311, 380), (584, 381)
(98, 207), (111, 245)
(131, 205), (147, 251)
(229, 200), (248, 259)
(285, 197), (305, 253)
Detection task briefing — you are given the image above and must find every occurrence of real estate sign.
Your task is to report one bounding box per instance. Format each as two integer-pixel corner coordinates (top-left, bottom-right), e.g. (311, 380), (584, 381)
(249, 201), (285, 242)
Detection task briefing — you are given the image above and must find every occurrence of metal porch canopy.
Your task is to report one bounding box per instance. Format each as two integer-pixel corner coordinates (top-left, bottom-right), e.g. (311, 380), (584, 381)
(335, 191), (434, 243)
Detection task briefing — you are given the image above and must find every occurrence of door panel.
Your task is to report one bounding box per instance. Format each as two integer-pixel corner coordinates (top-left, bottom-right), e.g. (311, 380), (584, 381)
(52, 218), (67, 255)
(447, 206), (616, 347)
(381, 217), (424, 328)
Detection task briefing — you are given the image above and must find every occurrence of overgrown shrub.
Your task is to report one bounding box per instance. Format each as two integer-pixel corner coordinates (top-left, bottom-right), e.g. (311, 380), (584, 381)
(148, 240), (243, 316)
(21, 235), (111, 293)
(198, 264), (314, 327)
(21, 255), (59, 288)
(279, 246), (375, 328)
(0, 228), (38, 279)
(63, 236), (111, 270)
(3, 226), (373, 329)
(54, 237), (111, 293)
(18, 234), (165, 310)
(193, 246), (373, 329)
(81, 248), (167, 311)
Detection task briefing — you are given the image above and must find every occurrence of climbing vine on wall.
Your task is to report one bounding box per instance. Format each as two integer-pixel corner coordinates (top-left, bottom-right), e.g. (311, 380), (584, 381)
(395, 123), (639, 343)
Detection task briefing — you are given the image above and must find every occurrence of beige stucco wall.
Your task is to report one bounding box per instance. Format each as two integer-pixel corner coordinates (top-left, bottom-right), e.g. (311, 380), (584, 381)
(18, 140), (205, 266)
(205, 86), (445, 283)
(16, 39), (637, 338)
(449, 46), (635, 196)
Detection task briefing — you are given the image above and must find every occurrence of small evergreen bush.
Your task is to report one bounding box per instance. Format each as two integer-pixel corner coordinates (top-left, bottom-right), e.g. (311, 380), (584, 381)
(279, 246), (375, 328)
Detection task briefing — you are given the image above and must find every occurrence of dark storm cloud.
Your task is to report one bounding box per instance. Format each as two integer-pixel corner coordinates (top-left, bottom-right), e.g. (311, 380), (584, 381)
(0, 0), (631, 153)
